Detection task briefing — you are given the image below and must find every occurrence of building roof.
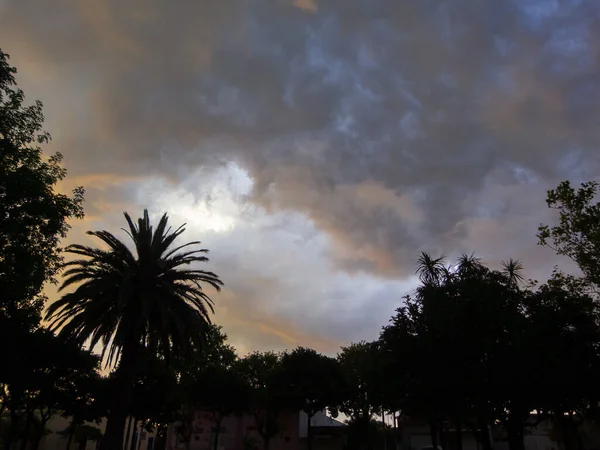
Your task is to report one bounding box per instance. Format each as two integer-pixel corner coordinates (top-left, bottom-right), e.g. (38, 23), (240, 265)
(299, 411), (345, 438)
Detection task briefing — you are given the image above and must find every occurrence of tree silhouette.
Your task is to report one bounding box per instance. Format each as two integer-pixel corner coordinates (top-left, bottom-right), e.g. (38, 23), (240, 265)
(237, 351), (289, 450)
(45, 210), (223, 449)
(0, 49), (84, 327)
(279, 347), (345, 450)
(538, 180), (600, 288)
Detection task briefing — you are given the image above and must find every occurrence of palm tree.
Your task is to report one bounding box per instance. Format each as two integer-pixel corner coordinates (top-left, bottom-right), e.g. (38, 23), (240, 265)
(415, 251), (447, 287)
(456, 253), (483, 279)
(45, 210), (223, 450)
(501, 258), (525, 288)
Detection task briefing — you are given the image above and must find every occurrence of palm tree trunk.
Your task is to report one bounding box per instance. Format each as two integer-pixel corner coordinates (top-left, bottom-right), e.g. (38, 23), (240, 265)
(129, 417), (138, 450)
(306, 412), (313, 450)
(101, 341), (139, 450)
(124, 417), (133, 450)
(136, 423), (145, 450)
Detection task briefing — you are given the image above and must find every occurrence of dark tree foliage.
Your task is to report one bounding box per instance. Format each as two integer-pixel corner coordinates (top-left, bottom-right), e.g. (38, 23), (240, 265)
(279, 347), (345, 450)
(0, 329), (100, 450)
(538, 180), (600, 288)
(45, 210), (223, 450)
(381, 254), (533, 450)
(0, 49), (84, 324)
(335, 341), (385, 450)
(525, 270), (600, 450)
(174, 324), (241, 450)
(237, 351), (290, 450)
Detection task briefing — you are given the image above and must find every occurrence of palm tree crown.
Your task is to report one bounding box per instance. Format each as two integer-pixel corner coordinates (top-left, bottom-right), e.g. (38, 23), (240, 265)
(45, 209), (223, 367)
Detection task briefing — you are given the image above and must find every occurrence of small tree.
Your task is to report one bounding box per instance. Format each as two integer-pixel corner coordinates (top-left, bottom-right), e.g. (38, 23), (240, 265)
(238, 352), (288, 450)
(279, 348), (344, 450)
(174, 324), (238, 450)
(538, 180), (600, 288)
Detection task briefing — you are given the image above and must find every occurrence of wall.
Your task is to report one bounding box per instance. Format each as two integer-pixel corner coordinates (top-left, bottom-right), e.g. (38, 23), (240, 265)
(35, 414), (158, 450)
(166, 410), (301, 450)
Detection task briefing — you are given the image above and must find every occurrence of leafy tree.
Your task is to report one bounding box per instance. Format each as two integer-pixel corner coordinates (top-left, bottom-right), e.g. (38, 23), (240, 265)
(174, 324), (239, 450)
(538, 180), (600, 288)
(237, 351), (288, 450)
(128, 352), (179, 446)
(0, 49), (84, 325)
(381, 254), (533, 450)
(45, 210), (223, 450)
(525, 270), (600, 450)
(198, 363), (250, 450)
(336, 342), (383, 450)
(60, 373), (106, 450)
(0, 328), (100, 450)
(279, 347), (345, 450)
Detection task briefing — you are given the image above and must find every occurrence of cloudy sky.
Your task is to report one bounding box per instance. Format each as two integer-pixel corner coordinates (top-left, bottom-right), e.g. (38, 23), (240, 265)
(1, 0), (599, 355)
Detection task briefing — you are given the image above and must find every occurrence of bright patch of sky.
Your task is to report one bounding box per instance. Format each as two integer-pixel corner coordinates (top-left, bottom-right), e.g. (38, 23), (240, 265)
(136, 162), (253, 234)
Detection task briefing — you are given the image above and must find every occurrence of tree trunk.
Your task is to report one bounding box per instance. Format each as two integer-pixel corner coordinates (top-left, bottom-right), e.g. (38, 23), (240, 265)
(213, 415), (224, 450)
(430, 420), (439, 449)
(506, 421), (525, 450)
(394, 413), (400, 450)
(555, 410), (582, 450)
(455, 419), (463, 450)
(306, 412), (313, 450)
(33, 430), (44, 450)
(382, 409), (387, 450)
(124, 416), (133, 450)
(65, 425), (75, 450)
(439, 421), (447, 450)
(35, 410), (51, 450)
(100, 340), (139, 450)
(129, 418), (138, 450)
(476, 414), (492, 450)
(19, 408), (32, 450)
(4, 406), (20, 450)
(34, 417), (50, 450)
(136, 423), (145, 450)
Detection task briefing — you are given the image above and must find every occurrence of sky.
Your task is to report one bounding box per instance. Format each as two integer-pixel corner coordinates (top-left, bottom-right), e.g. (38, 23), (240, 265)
(1, 0), (599, 356)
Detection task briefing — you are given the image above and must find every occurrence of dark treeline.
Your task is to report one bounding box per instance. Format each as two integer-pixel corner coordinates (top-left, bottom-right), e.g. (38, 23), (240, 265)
(2, 47), (600, 450)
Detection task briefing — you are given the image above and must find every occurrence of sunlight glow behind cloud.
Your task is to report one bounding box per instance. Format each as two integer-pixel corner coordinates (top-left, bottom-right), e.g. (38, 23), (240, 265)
(137, 162), (253, 234)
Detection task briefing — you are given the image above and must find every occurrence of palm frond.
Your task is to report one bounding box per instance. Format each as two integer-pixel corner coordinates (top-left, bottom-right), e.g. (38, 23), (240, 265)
(415, 251), (446, 286)
(501, 258), (525, 286)
(45, 209), (223, 370)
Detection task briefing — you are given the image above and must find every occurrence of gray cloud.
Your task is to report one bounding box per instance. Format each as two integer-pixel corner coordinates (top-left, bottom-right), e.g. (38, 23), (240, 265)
(2, 0), (600, 350)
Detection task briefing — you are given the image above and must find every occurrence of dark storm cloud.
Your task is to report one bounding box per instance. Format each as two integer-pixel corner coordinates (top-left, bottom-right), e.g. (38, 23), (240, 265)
(1, 0), (599, 277)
